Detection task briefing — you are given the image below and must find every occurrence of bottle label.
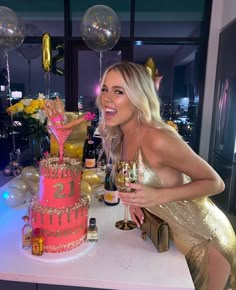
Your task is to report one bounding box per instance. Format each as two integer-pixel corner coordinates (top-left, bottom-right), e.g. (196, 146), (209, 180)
(85, 158), (96, 168)
(32, 241), (40, 255)
(22, 234), (31, 247)
(87, 229), (98, 241)
(104, 189), (119, 204)
(31, 238), (44, 255)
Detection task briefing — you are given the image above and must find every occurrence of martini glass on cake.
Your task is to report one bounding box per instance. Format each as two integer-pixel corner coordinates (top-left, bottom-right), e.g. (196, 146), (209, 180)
(44, 97), (71, 163)
(48, 124), (72, 164)
(114, 160), (138, 230)
(44, 96), (96, 164)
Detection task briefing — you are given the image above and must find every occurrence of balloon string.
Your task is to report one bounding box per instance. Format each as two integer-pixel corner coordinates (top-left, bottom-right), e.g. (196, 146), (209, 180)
(44, 72), (51, 98)
(4, 49), (16, 152)
(4, 49), (11, 105)
(28, 59), (31, 97)
(99, 52), (103, 122)
(99, 52), (103, 82)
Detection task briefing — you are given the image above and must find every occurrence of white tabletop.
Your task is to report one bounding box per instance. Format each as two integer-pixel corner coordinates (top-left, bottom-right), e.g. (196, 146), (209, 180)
(0, 180), (194, 290)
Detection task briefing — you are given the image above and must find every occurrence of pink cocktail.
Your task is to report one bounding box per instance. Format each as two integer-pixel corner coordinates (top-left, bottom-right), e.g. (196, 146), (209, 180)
(49, 126), (72, 163)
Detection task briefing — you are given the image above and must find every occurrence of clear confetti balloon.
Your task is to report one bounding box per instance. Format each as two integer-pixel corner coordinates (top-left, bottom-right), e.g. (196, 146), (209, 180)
(16, 23), (42, 60)
(81, 5), (121, 52)
(8, 178), (29, 194)
(21, 166), (39, 183)
(1, 187), (26, 208)
(27, 181), (39, 196)
(0, 6), (25, 51)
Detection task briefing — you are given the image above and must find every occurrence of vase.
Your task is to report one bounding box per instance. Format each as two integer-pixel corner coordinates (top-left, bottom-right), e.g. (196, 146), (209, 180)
(29, 133), (50, 166)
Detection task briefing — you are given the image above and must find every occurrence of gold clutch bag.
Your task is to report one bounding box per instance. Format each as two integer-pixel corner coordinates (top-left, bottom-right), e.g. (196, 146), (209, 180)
(140, 208), (170, 253)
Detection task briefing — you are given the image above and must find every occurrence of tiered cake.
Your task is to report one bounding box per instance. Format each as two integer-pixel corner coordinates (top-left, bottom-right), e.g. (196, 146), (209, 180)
(29, 157), (89, 253)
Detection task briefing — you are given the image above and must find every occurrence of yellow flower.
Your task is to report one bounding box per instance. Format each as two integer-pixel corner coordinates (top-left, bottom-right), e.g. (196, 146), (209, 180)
(39, 98), (45, 110)
(6, 102), (24, 114)
(7, 94), (46, 118)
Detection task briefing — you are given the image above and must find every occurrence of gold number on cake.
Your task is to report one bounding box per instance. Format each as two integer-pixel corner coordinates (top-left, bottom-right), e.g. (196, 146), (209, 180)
(54, 182), (66, 199)
(68, 180), (75, 197)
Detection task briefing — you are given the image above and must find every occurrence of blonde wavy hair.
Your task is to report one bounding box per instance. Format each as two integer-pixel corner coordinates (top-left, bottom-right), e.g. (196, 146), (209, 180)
(96, 61), (177, 164)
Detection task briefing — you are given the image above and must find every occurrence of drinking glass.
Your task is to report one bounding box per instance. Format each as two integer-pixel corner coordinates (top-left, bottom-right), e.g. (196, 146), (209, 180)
(114, 160), (138, 230)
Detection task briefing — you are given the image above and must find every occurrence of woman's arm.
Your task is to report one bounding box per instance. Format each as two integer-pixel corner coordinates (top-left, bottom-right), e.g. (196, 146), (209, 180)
(58, 112), (96, 130)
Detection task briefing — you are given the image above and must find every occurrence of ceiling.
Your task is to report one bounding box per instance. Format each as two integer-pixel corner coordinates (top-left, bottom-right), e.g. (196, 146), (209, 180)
(2, 0), (205, 20)
(1, 0), (205, 12)
(1, 0), (206, 65)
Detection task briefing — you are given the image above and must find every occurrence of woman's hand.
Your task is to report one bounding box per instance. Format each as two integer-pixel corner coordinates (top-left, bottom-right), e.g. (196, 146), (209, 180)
(129, 206), (144, 228)
(118, 183), (162, 208)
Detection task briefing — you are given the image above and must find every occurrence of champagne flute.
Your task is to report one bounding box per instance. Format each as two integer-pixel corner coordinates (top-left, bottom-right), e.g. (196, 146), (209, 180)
(114, 160), (138, 230)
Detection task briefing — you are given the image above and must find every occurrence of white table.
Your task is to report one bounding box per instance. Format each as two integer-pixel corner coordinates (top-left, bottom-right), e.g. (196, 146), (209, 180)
(0, 180), (194, 290)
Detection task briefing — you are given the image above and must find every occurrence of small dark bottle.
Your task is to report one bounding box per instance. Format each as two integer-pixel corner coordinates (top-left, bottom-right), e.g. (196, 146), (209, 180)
(87, 218), (98, 241)
(104, 163), (120, 206)
(85, 127), (96, 169)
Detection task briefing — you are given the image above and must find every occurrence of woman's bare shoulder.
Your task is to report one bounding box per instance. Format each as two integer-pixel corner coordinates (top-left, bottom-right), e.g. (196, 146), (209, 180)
(142, 126), (181, 150)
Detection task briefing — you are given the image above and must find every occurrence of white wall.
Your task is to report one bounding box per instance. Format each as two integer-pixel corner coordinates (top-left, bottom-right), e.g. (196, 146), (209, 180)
(199, 0), (236, 160)
(221, 0), (236, 29)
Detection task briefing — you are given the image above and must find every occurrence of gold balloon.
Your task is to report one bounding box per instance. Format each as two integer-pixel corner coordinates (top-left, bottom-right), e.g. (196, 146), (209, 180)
(82, 170), (100, 185)
(64, 141), (83, 159)
(8, 178), (29, 194)
(82, 193), (91, 205)
(21, 166), (39, 183)
(42, 32), (52, 72)
(66, 112), (88, 140)
(81, 180), (92, 194)
(50, 134), (84, 159)
(50, 135), (59, 155)
(145, 57), (156, 79)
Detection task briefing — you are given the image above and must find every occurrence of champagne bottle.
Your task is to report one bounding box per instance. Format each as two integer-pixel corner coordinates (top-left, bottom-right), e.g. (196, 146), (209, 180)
(82, 126), (92, 166)
(85, 127), (96, 169)
(104, 163), (120, 206)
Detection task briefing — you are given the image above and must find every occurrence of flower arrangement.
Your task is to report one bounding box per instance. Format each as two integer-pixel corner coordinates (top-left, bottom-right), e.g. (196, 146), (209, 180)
(6, 93), (49, 164)
(7, 93), (46, 123)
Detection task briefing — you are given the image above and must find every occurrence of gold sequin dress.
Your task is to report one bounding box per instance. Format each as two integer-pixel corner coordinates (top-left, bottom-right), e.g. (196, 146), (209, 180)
(136, 147), (236, 290)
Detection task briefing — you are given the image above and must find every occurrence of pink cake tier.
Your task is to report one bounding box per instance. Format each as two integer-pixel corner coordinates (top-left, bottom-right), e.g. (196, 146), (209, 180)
(29, 156), (88, 253)
(39, 157), (82, 208)
(29, 195), (89, 253)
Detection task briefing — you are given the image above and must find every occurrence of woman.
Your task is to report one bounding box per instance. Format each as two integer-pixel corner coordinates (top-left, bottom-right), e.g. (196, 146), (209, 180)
(96, 61), (236, 290)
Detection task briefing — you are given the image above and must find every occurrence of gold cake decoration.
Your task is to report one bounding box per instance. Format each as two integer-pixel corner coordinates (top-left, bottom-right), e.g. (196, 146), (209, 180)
(40, 157), (82, 179)
(44, 235), (86, 253)
(29, 195), (88, 215)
